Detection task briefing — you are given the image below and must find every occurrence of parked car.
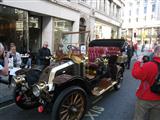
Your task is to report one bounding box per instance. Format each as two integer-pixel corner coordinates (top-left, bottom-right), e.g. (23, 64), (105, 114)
(11, 39), (127, 120)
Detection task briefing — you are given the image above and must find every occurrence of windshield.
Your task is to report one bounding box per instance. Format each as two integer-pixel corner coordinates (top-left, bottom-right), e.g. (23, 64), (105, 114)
(55, 31), (90, 59)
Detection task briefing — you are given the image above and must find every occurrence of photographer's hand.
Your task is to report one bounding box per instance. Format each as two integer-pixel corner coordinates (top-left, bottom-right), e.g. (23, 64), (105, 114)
(137, 55), (143, 62)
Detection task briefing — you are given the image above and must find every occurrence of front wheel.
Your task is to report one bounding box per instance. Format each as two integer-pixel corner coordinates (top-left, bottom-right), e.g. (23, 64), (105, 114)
(13, 86), (39, 110)
(52, 86), (87, 120)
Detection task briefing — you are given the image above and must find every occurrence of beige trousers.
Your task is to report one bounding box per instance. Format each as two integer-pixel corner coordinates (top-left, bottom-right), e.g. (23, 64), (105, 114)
(133, 98), (160, 120)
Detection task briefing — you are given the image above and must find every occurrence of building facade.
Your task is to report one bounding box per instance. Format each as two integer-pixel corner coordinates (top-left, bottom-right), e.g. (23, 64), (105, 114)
(0, 0), (124, 54)
(122, 0), (160, 45)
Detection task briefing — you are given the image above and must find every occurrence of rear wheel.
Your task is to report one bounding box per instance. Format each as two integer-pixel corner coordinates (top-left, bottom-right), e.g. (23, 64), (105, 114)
(114, 70), (123, 91)
(52, 86), (87, 120)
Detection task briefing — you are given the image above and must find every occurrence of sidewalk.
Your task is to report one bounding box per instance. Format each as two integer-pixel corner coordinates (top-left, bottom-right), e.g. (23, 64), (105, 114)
(0, 82), (14, 104)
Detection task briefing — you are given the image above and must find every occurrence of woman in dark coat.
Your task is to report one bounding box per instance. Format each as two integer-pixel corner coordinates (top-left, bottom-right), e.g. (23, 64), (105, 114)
(126, 44), (134, 69)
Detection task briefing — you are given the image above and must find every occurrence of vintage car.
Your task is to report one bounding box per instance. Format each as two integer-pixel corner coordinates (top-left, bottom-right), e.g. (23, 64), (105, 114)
(11, 39), (127, 120)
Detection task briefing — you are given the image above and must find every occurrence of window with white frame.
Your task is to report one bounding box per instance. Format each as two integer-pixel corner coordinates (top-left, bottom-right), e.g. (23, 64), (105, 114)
(152, 4), (155, 12)
(96, 0), (100, 10)
(100, 0), (105, 12)
(136, 17), (138, 22)
(129, 18), (131, 23)
(106, 0), (110, 15)
(116, 6), (120, 18)
(136, 8), (139, 15)
(144, 6), (147, 14)
(103, 0), (106, 12)
(129, 10), (131, 16)
(92, 0), (97, 8)
(144, 0), (148, 2)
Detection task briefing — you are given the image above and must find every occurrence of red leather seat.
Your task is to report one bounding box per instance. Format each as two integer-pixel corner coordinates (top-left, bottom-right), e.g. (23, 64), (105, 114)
(88, 47), (106, 69)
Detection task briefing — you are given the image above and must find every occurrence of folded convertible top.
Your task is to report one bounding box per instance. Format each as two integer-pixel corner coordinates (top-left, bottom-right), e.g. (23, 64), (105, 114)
(89, 39), (126, 49)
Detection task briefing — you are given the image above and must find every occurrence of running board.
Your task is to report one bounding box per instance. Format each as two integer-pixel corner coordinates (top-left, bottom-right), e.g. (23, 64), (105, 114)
(92, 81), (117, 96)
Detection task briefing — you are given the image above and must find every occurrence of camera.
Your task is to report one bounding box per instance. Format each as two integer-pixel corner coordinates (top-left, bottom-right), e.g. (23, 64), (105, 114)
(142, 55), (150, 63)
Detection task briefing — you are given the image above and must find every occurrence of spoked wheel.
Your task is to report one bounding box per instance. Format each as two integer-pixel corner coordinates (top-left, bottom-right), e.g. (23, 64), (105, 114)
(114, 70), (123, 91)
(14, 86), (39, 110)
(52, 86), (87, 120)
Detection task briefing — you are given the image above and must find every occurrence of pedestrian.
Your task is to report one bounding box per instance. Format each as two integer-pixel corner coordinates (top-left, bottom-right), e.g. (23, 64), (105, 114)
(8, 45), (22, 68)
(96, 35), (100, 39)
(0, 42), (8, 76)
(132, 45), (160, 120)
(141, 41), (148, 52)
(24, 50), (32, 68)
(134, 42), (138, 58)
(141, 44), (145, 52)
(37, 41), (51, 66)
(126, 42), (134, 69)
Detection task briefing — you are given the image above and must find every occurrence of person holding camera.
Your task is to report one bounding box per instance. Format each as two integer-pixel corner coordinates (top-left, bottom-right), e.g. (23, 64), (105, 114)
(0, 42), (8, 76)
(132, 45), (160, 120)
(37, 41), (51, 66)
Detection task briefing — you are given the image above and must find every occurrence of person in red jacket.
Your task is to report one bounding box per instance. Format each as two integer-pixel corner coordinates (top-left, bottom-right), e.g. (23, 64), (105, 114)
(132, 45), (160, 120)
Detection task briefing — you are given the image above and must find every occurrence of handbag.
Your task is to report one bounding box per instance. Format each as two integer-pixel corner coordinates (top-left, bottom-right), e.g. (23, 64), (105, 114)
(150, 61), (160, 95)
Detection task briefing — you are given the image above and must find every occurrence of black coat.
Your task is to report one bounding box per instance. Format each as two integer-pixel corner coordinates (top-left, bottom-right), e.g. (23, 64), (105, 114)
(37, 47), (51, 66)
(127, 45), (134, 58)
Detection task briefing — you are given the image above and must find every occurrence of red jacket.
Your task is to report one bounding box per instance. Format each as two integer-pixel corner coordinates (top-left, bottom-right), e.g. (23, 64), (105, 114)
(132, 57), (160, 100)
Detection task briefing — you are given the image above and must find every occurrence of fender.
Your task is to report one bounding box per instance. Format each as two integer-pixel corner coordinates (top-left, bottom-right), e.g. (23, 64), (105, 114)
(48, 61), (74, 91)
(55, 77), (91, 95)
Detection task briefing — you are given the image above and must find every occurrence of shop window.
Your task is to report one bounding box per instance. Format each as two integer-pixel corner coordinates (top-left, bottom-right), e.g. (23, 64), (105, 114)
(152, 4), (155, 12)
(0, 6), (42, 54)
(29, 15), (42, 54)
(29, 17), (40, 28)
(0, 5), (28, 53)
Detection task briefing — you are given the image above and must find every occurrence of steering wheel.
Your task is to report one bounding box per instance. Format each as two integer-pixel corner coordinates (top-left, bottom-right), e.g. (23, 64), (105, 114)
(67, 45), (79, 51)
